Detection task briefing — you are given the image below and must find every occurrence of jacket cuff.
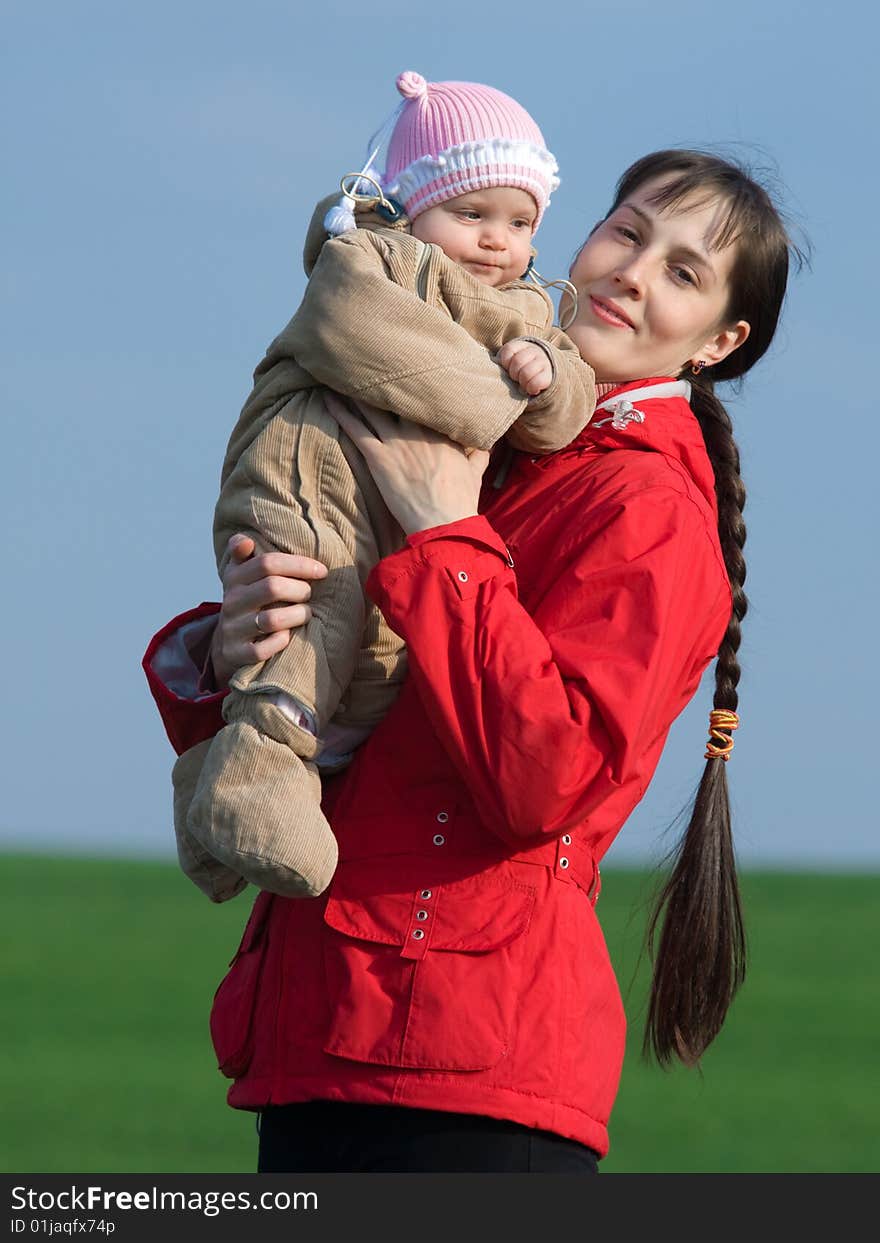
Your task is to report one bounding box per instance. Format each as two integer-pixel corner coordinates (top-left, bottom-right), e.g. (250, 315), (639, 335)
(367, 515), (515, 611)
(142, 603), (227, 755)
(405, 514), (513, 559)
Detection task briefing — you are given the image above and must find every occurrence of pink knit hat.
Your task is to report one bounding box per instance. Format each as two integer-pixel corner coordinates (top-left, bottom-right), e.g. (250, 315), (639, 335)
(382, 71), (560, 227)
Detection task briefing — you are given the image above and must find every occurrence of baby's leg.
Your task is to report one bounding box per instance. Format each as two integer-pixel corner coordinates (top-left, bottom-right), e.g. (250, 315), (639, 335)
(182, 390), (401, 898)
(313, 431), (409, 771)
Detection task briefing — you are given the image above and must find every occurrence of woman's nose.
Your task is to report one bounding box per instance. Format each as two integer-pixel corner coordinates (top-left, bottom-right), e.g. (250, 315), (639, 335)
(612, 255), (647, 297)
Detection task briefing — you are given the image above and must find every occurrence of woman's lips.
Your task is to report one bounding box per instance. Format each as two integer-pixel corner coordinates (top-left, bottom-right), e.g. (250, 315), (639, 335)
(589, 295), (635, 329)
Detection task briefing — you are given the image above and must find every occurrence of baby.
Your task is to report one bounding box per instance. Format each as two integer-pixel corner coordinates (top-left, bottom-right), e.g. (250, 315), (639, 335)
(175, 71), (597, 902)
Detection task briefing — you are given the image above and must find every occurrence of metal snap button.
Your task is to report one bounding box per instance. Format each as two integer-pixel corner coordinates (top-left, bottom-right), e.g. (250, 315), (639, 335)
(561, 834), (572, 845)
(416, 910), (428, 921)
(559, 857), (569, 869)
(436, 811), (449, 823)
(457, 570), (468, 583)
(420, 889), (432, 900)
(412, 928), (425, 940)
(432, 834), (446, 846)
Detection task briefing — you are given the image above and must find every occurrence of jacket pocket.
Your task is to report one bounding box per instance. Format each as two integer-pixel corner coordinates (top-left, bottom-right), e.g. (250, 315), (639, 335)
(322, 865), (535, 1072)
(209, 891), (273, 1078)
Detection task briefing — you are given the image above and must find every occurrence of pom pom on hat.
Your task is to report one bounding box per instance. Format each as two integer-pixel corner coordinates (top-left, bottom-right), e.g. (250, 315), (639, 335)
(382, 71), (559, 227)
(396, 70), (429, 100)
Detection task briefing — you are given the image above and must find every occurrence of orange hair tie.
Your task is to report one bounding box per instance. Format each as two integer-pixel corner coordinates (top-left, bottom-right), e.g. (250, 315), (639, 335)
(705, 709), (739, 761)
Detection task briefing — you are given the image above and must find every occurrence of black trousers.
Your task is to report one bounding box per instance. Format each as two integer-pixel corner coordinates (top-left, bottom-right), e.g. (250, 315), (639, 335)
(257, 1101), (600, 1173)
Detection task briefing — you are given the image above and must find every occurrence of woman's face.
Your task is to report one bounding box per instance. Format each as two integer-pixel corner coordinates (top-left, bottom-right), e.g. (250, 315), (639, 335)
(564, 176), (750, 384)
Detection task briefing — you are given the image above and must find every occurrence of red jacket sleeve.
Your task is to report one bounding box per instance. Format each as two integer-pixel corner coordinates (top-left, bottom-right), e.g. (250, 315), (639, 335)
(142, 603), (227, 756)
(366, 501), (730, 848)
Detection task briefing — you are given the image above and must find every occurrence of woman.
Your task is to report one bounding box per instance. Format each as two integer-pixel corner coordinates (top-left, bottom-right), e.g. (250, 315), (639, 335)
(144, 150), (800, 1172)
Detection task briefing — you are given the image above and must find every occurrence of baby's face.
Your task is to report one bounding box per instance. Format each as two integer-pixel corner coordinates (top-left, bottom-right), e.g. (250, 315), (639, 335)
(410, 187), (537, 288)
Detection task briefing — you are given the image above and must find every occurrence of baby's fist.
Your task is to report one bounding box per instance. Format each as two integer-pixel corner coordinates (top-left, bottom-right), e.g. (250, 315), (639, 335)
(497, 338), (554, 397)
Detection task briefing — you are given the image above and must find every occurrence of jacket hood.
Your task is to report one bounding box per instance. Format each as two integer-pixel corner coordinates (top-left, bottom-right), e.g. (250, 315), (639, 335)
(303, 193), (412, 276)
(573, 378), (718, 515)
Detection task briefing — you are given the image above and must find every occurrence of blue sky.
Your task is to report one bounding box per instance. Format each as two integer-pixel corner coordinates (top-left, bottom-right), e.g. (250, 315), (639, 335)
(3, 1), (877, 869)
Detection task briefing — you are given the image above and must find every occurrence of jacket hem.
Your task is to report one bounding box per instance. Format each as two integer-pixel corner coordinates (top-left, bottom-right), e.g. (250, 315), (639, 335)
(226, 1073), (610, 1159)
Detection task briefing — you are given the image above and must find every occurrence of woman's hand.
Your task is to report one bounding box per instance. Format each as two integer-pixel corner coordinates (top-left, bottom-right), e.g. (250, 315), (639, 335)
(322, 393), (490, 536)
(208, 535), (328, 689)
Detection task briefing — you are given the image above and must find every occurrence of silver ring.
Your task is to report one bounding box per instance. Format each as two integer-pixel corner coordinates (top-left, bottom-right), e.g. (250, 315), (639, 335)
(254, 611), (265, 634)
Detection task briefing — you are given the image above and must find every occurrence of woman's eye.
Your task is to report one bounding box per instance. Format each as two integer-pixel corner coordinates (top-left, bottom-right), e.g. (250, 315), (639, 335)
(616, 225), (640, 243)
(671, 266), (697, 286)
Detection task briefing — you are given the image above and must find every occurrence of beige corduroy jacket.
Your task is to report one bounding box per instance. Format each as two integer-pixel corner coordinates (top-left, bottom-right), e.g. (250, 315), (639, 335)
(210, 197), (596, 746)
(217, 196), (595, 547)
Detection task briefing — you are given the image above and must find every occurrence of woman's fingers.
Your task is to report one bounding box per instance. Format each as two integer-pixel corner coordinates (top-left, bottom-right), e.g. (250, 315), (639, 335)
(221, 538), (327, 616)
(227, 534), (257, 564)
(322, 393), (482, 536)
(350, 398), (398, 436)
(212, 602), (312, 687)
(234, 601), (313, 661)
(249, 628), (293, 662)
(322, 392), (378, 452)
(224, 580), (314, 643)
(223, 539), (329, 590)
(253, 602), (313, 633)
(210, 535), (328, 688)
(324, 392), (405, 451)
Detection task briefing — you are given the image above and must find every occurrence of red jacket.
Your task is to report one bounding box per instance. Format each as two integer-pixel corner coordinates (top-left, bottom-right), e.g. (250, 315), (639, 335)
(144, 379), (731, 1158)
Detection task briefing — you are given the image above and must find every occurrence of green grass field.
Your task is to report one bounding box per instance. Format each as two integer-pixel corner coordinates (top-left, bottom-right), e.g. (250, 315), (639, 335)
(2, 854), (877, 1173)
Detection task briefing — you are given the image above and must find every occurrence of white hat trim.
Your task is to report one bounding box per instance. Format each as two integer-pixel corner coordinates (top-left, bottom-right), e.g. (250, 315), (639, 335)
(385, 138), (560, 207)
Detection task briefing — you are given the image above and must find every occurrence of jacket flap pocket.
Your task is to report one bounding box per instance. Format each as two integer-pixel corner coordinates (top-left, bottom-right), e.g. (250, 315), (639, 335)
(323, 888), (412, 946)
(323, 866), (535, 953)
(210, 891), (274, 1080)
(431, 875), (534, 951)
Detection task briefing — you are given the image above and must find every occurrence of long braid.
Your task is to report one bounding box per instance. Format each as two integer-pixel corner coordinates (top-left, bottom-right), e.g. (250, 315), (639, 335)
(695, 378), (749, 715)
(643, 378), (748, 1066)
(608, 148), (803, 1066)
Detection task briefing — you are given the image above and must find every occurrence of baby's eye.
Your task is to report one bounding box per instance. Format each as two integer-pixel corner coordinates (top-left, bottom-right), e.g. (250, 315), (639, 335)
(458, 210), (481, 220)
(511, 219), (531, 230)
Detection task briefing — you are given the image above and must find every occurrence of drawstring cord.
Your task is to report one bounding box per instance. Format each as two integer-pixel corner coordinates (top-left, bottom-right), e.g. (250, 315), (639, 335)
(324, 101), (406, 235)
(525, 265), (579, 331)
(591, 380), (692, 432)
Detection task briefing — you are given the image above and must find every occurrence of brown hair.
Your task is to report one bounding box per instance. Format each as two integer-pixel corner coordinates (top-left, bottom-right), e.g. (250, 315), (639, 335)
(605, 150), (804, 1066)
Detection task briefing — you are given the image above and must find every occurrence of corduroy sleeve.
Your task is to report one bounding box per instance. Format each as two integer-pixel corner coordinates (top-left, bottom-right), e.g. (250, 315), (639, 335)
(142, 604), (227, 756)
(285, 233), (529, 450)
(366, 498), (729, 848)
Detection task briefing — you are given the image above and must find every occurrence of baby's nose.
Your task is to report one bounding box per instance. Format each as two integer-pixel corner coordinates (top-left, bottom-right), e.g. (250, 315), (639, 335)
(479, 227), (506, 249)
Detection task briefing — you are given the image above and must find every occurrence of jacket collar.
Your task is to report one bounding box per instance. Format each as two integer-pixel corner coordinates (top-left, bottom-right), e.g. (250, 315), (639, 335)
(573, 377), (718, 514)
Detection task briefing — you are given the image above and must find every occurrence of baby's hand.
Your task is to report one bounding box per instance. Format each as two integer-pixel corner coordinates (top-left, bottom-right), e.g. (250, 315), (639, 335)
(497, 338), (554, 397)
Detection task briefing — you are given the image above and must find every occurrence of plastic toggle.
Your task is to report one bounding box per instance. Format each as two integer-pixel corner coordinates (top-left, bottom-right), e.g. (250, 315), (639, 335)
(609, 400), (645, 430)
(593, 399), (646, 431)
